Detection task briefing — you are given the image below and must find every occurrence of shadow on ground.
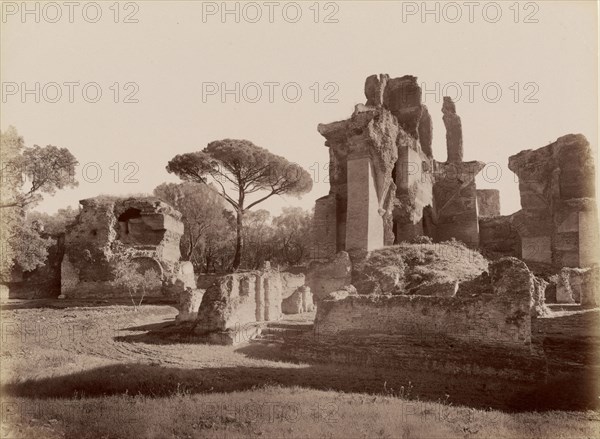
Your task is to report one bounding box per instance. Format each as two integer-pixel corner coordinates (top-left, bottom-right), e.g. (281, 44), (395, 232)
(2, 361), (598, 413)
(1, 298), (177, 311)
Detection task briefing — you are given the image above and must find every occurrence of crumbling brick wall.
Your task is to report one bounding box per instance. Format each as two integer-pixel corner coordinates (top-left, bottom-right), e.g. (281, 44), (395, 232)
(314, 258), (535, 349)
(60, 196), (194, 299)
(508, 134), (599, 269)
(314, 74), (486, 256)
(194, 269), (312, 333)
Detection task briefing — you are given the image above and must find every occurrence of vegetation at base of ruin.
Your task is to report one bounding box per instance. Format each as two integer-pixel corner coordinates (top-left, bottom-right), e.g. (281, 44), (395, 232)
(1, 304), (598, 439)
(6, 221), (56, 272)
(0, 126), (78, 280)
(166, 139), (313, 270)
(111, 259), (162, 311)
(356, 239), (489, 295)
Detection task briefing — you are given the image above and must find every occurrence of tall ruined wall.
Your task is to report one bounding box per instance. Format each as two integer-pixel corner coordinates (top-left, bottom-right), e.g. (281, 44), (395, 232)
(478, 215), (521, 260)
(508, 134), (599, 269)
(314, 74), (485, 257)
(60, 196), (193, 298)
(477, 189), (501, 218)
(430, 160), (485, 247)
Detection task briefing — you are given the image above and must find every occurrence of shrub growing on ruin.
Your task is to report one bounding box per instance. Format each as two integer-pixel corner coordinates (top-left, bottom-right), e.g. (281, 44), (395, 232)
(352, 242), (488, 295)
(111, 258), (161, 310)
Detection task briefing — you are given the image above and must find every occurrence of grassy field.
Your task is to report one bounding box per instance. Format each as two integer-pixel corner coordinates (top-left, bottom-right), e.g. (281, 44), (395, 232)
(1, 301), (599, 438)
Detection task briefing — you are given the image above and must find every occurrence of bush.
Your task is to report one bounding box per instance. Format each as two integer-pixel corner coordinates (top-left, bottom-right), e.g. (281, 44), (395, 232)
(111, 258), (161, 310)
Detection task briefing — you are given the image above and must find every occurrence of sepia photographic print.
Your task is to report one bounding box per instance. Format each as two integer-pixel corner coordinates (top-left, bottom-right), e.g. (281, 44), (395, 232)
(1, 1), (599, 438)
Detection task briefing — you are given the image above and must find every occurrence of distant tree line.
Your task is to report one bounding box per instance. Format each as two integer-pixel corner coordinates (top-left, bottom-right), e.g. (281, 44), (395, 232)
(154, 181), (314, 273)
(1, 131), (314, 279)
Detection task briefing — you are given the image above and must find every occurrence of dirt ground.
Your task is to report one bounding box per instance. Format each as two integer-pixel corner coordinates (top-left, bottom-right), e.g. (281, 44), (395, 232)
(1, 300), (599, 439)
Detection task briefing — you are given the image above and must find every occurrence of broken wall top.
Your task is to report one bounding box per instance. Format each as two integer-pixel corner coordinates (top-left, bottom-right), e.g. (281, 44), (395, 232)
(79, 196), (182, 221)
(508, 133), (596, 204)
(319, 74), (433, 160)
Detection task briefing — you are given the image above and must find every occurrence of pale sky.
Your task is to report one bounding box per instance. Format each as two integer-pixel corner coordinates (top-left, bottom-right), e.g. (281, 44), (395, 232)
(1, 1), (598, 216)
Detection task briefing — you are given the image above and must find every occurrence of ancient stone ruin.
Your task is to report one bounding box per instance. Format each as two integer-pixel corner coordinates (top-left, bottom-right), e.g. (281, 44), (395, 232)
(173, 268), (310, 344)
(313, 74), (488, 259)
(60, 197), (195, 298)
(312, 74), (600, 275)
(282, 74), (600, 392)
(173, 73), (598, 351)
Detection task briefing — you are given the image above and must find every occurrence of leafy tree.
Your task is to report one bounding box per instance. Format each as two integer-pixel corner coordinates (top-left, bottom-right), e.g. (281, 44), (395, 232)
(272, 207), (313, 265)
(242, 209), (274, 269)
(0, 127), (24, 278)
(0, 127), (78, 279)
(166, 139), (312, 270)
(26, 206), (79, 235)
(153, 182), (234, 271)
(1, 142), (79, 209)
(8, 221), (55, 272)
(111, 258), (161, 311)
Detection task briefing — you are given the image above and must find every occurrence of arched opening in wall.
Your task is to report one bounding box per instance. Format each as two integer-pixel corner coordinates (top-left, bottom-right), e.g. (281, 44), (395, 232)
(117, 208), (164, 247)
(118, 208), (142, 235)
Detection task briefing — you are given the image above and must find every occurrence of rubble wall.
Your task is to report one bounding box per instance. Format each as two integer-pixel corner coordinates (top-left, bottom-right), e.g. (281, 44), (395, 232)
(508, 134), (599, 269)
(314, 258), (535, 349)
(60, 196), (191, 299)
(477, 189), (501, 217)
(315, 292), (531, 348)
(479, 215), (521, 260)
(195, 269), (312, 333)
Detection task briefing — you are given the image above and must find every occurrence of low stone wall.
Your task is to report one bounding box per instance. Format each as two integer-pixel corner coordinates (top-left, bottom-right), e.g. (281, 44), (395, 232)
(315, 291), (531, 348)
(283, 258), (555, 383)
(555, 266), (600, 306)
(195, 269), (311, 335)
(282, 286), (314, 314)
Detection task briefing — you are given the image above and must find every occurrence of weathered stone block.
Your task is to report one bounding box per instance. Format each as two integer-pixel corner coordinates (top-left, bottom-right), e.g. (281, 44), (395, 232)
(521, 236), (552, 264)
(176, 288), (204, 323)
(281, 272), (306, 299)
(306, 251), (352, 302)
(312, 195), (338, 260)
(345, 157), (384, 252)
(477, 189), (501, 218)
(282, 286), (314, 314)
(60, 196), (190, 299)
(442, 97), (463, 162)
(556, 266), (599, 307)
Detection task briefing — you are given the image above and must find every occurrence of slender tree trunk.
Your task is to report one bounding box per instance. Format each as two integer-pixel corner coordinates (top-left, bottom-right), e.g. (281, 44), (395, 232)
(232, 209), (244, 270)
(205, 254), (211, 274)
